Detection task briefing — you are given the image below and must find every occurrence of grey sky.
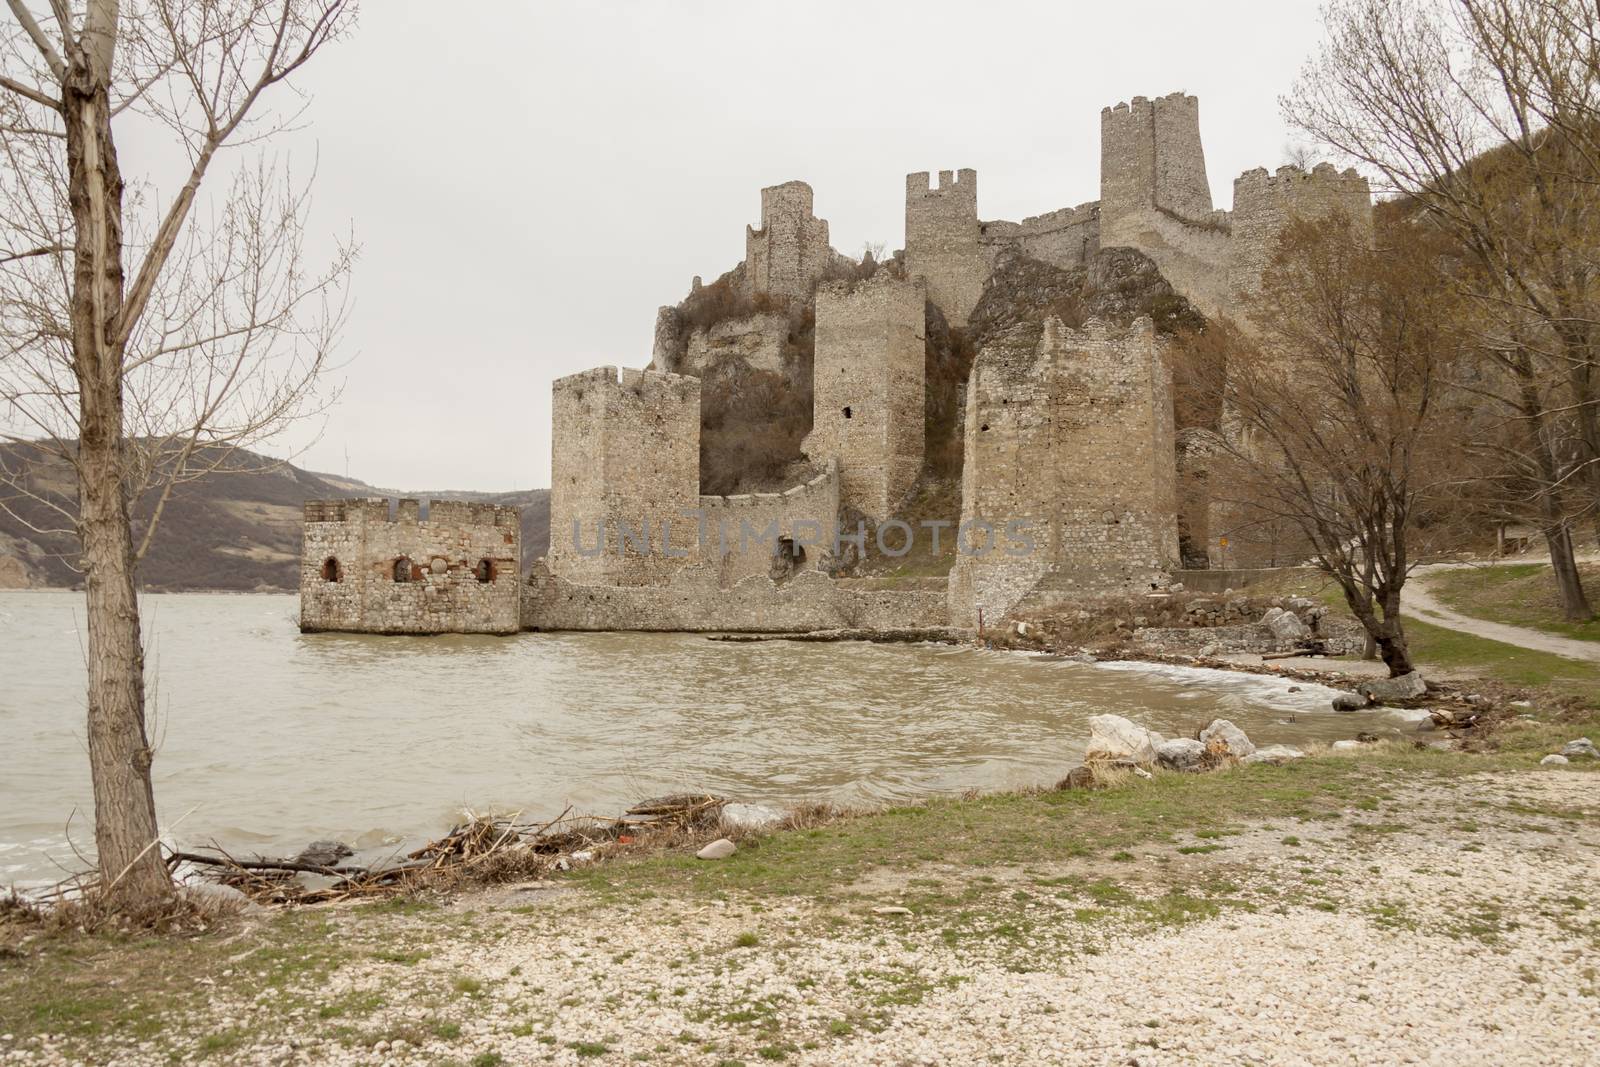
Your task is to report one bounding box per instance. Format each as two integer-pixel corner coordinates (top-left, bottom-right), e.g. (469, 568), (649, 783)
(247, 0), (1329, 491)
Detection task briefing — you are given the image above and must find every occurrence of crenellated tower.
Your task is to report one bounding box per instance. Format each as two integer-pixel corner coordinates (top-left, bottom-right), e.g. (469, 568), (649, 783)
(904, 168), (986, 327)
(548, 366), (703, 586)
(1100, 92), (1213, 237)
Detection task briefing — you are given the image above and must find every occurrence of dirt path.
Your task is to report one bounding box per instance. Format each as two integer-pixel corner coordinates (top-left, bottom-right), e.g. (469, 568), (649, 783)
(1407, 562), (1600, 664)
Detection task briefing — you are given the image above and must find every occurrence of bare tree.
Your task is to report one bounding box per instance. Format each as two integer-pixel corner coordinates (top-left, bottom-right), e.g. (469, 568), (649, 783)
(1195, 215), (1460, 676)
(1288, 0), (1599, 619)
(0, 0), (355, 911)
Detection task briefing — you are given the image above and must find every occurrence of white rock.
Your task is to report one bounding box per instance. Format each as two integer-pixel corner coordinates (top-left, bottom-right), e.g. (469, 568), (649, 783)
(696, 838), (736, 860)
(872, 906), (912, 916)
(1331, 740), (1363, 751)
(1199, 718), (1256, 758)
(1242, 744), (1306, 765)
(570, 850), (595, 864)
(1085, 714), (1162, 765)
(1263, 607), (1311, 645)
(1540, 754), (1570, 766)
(1156, 737), (1207, 772)
(1559, 738), (1598, 760)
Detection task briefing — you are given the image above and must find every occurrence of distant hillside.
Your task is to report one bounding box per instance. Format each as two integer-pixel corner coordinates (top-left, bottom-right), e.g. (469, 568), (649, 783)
(0, 444), (549, 592)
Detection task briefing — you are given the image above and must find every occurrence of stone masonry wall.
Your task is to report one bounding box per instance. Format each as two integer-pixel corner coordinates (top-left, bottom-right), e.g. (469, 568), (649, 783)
(744, 181), (837, 303)
(300, 499), (521, 634)
(905, 169), (987, 327)
(948, 317), (1179, 628)
(521, 561), (948, 632)
(547, 367), (703, 586)
(1100, 93), (1213, 233)
(807, 273), (926, 520)
(1229, 163), (1373, 306)
(979, 202), (1101, 272)
(698, 463), (841, 586)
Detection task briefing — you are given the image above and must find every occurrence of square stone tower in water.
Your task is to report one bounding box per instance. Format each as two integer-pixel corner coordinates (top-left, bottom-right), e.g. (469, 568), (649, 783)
(806, 273), (926, 521)
(547, 367), (703, 586)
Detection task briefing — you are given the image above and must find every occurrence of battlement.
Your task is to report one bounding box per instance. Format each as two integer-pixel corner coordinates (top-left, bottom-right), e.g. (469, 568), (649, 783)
(1101, 91), (1200, 122)
(1233, 162), (1366, 195)
(701, 462), (837, 510)
(302, 498), (519, 528)
(906, 168), (977, 205)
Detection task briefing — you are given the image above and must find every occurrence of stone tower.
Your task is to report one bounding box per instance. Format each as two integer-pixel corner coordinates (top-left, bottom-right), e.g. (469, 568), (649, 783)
(1229, 163), (1373, 304)
(547, 366), (702, 586)
(744, 181), (835, 303)
(905, 169), (987, 327)
(948, 317), (1179, 628)
(807, 273), (927, 521)
(1099, 92), (1213, 239)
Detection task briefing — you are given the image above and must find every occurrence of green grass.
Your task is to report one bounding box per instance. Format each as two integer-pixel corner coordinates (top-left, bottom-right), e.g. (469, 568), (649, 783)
(565, 721), (1596, 906)
(1427, 563), (1600, 643)
(1403, 615), (1600, 698)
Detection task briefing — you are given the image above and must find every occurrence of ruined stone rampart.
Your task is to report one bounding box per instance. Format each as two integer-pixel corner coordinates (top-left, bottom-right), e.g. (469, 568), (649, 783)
(521, 561), (948, 633)
(698, 463), (841, 586)
(806, 273), (926, 520)
(948, 317), (1179, 628)
(905, 169), (987, 326)
(979, 202), (1102, 272)
(299, 498), (521, 635)
(548, 366), (703, 586)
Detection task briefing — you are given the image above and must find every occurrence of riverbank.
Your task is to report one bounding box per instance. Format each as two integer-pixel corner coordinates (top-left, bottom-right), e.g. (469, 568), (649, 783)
(4, 708), (1597, 1066)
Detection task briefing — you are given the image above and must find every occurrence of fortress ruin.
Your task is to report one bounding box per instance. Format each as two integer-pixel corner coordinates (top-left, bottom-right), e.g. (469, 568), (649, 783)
(302, 91), (1372, 635)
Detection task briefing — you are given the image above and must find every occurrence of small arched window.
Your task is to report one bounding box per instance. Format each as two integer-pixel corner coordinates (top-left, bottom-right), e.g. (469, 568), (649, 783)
(475, 559), (494, 583)
(320, 557), (341, 583)
(393, 557), (413, 583)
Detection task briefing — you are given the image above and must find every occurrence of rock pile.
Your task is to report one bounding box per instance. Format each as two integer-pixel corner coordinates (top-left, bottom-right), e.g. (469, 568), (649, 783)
(1072, 714), (1304, 783)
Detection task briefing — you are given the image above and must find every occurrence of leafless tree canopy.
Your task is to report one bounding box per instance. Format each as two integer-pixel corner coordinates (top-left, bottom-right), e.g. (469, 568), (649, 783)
(1288, 0), (1599, 619)
(1, 0), (355, 558)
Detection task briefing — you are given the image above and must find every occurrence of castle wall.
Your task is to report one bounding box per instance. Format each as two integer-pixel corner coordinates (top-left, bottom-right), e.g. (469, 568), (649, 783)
(905, 169), (987, 327)
(698, 463), (840, 586)
(547, 367), (703, 586)
(807, 274), (926, 520)
(299, 499), (521, 635)
(521, 562), (948, 632)
(1229, 163), (1373, 306)
(744, 181), (837, 303)
(979, 202), (1101, 272)
(948, 317), (1179, 628)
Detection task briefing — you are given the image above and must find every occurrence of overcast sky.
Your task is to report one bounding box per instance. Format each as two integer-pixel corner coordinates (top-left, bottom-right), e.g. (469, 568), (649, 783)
(178, 0), (1332, 492)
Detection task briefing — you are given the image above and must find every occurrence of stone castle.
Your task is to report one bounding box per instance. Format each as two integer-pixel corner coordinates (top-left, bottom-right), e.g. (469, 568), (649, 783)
(301, 92), (1371, 635)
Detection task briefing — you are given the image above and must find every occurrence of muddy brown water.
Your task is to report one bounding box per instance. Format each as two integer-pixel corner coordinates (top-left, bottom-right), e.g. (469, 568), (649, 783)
(0, 590), (1400, 886)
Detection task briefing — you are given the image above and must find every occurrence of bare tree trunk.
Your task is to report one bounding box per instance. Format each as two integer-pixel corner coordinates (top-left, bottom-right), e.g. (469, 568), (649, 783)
(1544, 523), (1595, 622)
(63, 27), (169, 906)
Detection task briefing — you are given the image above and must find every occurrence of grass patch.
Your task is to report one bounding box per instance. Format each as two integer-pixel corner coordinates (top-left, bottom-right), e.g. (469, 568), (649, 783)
(1402, 615), (1600, 698)
(1427, 563), (1600, 644)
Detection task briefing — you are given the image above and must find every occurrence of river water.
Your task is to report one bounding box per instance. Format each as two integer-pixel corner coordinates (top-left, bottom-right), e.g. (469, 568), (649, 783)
(0, 590), (1392, 887)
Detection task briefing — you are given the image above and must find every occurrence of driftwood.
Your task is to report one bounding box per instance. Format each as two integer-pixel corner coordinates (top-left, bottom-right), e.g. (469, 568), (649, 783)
(169, 794), (728, 907)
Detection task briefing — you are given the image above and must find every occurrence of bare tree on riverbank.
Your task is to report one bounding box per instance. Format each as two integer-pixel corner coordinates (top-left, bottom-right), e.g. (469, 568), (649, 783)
(0, 0), (356, 912)
(1288, 0), (1600, 621)
(1189, 215), (1461, 676)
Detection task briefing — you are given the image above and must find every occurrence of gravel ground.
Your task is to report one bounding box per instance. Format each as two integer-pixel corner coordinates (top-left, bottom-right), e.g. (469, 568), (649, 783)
(5, 767), (1597, 1067)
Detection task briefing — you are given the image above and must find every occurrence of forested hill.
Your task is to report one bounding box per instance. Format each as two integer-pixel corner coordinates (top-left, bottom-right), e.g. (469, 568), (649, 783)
(0, 445), (549, 592)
